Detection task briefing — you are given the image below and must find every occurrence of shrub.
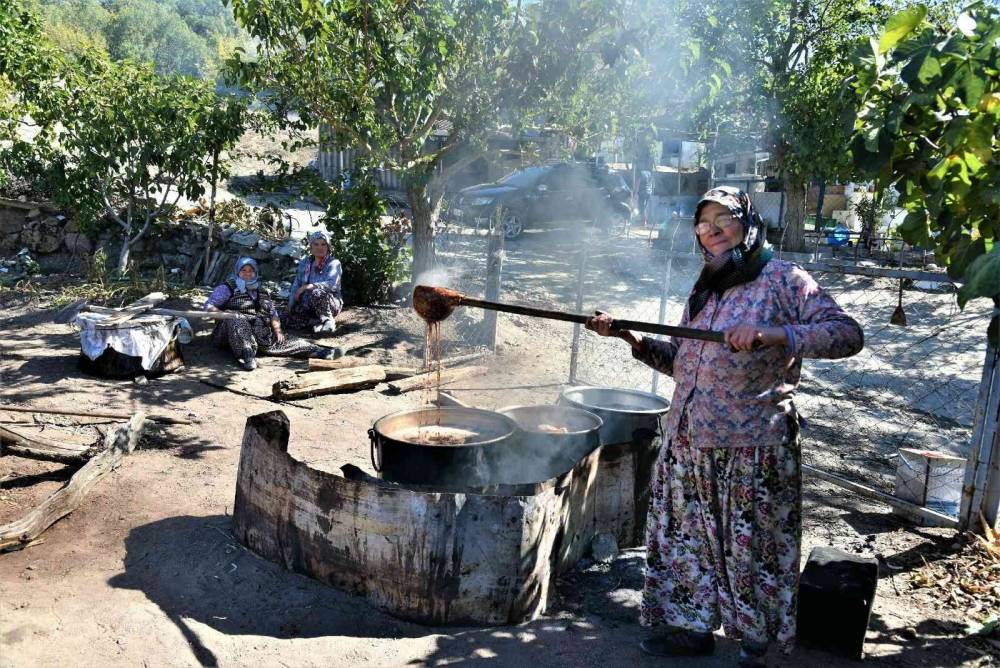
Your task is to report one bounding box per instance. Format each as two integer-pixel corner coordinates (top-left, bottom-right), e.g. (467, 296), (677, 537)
(322, 169), (410, 305)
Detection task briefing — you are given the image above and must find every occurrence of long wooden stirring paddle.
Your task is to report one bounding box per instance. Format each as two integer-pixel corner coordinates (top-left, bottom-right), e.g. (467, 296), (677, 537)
(413, 285), (726, 344)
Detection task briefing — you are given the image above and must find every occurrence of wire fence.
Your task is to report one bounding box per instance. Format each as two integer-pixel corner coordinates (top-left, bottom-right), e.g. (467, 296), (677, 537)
(569, 227), (701, 395)
(565, 219), (991, 504)
(791, 267), (989, 500)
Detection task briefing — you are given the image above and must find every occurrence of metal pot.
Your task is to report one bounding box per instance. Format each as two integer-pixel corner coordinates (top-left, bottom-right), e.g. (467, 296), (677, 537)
(558, 386), (670, 548)
(558, 386), (670, 445)
(496, 405), (603, 484)
(369, 407), (520, 488)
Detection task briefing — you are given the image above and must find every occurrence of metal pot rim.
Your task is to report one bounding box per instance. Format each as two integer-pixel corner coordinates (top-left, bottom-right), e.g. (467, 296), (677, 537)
(559, 385), (670, 415)
(372, 406), (519, 447)
(497, 404), (604, 435)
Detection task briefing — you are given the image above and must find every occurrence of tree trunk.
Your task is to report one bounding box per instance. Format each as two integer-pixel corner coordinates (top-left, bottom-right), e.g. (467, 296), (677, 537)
(408, 182), (436, 280)
(782, 176), (807, 253)
(815, 180), (826, 223)
(117, 233), (131, 275)
(201, 147), (221, 285)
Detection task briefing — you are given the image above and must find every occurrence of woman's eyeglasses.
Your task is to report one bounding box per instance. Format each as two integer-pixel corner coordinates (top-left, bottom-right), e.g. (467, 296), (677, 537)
(695, 214), (741, 235)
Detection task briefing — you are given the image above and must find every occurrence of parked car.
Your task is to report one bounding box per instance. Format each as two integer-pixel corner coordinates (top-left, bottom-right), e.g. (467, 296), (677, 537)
(447, 162), (633, 239)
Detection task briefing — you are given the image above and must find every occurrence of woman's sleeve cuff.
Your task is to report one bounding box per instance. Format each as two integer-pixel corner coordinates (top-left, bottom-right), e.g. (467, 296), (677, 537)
(783, 325), (797, 359)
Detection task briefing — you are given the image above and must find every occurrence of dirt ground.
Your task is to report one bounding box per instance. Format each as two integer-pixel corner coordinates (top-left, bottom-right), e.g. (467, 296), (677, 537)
(1, 237), (999, 666)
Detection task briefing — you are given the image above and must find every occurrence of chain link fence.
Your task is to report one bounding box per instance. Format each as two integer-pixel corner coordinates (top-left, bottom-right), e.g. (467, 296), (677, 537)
(792, 268), (990, 500)
(570, 220), (701, 395)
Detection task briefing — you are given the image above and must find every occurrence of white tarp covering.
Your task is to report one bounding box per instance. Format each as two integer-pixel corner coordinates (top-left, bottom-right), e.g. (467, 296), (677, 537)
(74, 312), (193, 370)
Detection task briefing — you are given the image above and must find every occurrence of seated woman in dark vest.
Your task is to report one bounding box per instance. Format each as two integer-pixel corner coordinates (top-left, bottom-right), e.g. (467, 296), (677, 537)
(204, 257), (339, 370)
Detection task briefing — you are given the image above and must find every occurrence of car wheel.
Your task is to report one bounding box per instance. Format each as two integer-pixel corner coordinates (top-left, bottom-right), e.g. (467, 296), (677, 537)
(500, 209), (523, 239)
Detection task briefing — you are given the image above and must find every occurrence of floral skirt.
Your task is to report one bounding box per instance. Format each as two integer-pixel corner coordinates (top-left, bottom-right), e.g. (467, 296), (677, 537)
(640, 414), (802, 649)
(211, 315), (321, 360)
(284, 287), (343, 331)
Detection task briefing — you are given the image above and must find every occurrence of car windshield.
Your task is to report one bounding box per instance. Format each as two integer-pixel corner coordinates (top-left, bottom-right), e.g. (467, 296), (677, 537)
(496, 166), (549, 188)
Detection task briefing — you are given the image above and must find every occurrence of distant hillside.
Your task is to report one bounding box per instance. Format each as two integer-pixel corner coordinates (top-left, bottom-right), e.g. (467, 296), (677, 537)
(30, 0), (248, 79)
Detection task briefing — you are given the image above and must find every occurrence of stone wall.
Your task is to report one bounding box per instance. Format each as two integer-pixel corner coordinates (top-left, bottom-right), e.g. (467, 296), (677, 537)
(0, 198), (309, 297)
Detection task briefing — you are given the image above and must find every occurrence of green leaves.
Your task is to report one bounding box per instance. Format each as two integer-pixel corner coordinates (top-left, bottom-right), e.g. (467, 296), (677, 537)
(852, 3), (1000, 309)
(959, 246), (1000, 309)
(879, 5), (927, 54)
(323, 167), (408, 303)
(33, 53), (249, 256)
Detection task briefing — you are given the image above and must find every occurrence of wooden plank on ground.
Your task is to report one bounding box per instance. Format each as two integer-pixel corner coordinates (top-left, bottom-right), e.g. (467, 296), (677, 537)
(307, 356), (393, 372)
(435, 391), (471, 408)
(273, 365), (386, 400)
(427, 351), (489, 368)
(804, 463), (959, 529)
(0, 405), (194, 425)
(386, 365), (488, 395)
(304, 358), (417, 379)
(0, 425), (96, 464)
(0, 413), (146, 552)
(310, 351), (489, 374)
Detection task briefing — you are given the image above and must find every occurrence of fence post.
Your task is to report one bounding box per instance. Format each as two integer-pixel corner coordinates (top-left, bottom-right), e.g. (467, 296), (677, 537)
(651, 220), (683, 394)
(483, 226), (504, 351)
(778, 190), (786, 234)
(568, 243), (589, 384)
(961, 300), (1000, 530)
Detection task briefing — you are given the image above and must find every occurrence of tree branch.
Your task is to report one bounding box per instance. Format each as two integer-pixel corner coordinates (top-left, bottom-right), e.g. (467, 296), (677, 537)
(131, 173), (177, 247)
(100, 183), (128, 230)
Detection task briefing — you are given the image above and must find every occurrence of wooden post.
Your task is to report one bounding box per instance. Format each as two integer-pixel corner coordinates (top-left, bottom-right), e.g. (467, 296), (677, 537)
(568, 245), (588, 384)
(0, 426), (96, 464)
(483, 223), (505, 350)
(961, 299), (1000, 531)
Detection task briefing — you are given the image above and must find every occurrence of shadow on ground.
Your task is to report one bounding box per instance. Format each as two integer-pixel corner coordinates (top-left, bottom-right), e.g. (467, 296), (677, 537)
(107, 512), (990, 668)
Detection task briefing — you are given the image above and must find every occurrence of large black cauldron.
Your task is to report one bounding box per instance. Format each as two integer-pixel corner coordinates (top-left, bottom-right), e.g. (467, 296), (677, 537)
(369, 407), (519, 488)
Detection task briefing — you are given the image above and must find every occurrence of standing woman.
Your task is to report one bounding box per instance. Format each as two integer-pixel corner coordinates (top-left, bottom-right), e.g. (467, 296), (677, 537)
(287, 230), (343, 335)
(587, 187), (863, 665)
(205, 257), (338, 370)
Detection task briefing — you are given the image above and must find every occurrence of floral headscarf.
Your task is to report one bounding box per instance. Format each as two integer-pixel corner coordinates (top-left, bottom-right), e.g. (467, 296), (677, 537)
(688, 187), (773, 319)
(693, 186), (768, 261)
(309, 230), (332, 271)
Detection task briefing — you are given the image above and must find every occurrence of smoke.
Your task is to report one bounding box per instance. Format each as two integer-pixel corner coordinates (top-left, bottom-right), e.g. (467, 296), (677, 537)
(413, 266), (454, 290)
(480, 406), (602, 485)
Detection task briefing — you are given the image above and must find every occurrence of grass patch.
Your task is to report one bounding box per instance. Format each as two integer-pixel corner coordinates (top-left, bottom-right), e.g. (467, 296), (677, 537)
(0, 279), (43, 309)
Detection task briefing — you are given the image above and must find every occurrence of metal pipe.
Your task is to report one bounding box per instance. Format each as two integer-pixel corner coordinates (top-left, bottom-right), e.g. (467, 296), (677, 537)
(804, 464), (958, 529)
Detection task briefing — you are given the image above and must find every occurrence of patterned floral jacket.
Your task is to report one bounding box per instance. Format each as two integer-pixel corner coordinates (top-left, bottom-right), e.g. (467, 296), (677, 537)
(633, 259), (863, 449)
(289, 256), (343, 307)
